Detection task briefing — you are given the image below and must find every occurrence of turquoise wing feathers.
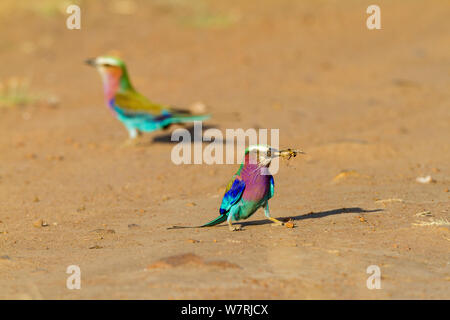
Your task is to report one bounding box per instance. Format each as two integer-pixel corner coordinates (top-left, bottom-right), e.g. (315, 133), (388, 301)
(112, 91), (210, 133)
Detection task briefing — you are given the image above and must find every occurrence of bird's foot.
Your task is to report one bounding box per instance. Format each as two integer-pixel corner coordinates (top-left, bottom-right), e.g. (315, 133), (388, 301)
(269, 217), (284, 227)
(271, 223), (284, 227)
(228, 224), (242, 232)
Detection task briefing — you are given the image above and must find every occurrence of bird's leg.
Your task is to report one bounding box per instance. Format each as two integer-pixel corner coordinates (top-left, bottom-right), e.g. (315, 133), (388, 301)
(227, 213), (241, 231)
(122, 128), (143, 147)
(264, 202), (284, 226)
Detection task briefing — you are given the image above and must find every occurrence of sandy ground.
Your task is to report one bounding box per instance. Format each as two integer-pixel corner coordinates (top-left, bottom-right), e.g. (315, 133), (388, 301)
(0, 0), (449, 299)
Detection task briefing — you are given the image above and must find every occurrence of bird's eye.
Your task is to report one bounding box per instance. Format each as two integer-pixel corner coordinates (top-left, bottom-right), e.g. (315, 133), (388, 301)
(103, 63), (113, 67)
(267, 150), (272, 157)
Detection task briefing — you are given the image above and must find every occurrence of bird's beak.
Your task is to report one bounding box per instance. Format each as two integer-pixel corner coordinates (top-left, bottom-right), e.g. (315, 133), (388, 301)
(85, 58), (97, 67)
(276, 148), (305, 159)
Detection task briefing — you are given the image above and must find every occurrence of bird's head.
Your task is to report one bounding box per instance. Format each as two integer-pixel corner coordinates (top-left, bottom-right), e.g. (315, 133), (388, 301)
(85, 55), (126, 75)
(244, 145), (305, 167)
(85, 55), (134, 97)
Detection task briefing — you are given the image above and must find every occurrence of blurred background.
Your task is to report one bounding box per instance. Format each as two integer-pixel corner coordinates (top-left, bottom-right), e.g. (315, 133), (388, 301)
(0, 0), (449, 299)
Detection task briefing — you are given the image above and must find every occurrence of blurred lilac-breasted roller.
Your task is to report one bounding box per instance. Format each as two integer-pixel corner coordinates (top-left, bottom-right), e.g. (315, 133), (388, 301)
(86, 55), (210, 142)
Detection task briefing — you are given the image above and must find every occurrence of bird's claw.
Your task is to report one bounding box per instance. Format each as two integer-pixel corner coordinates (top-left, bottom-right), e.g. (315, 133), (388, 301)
(268, 217), (284, 226)
(229, 225), (242, 232)
(272, 223), (284, 227)
(271, 222), (284, 227)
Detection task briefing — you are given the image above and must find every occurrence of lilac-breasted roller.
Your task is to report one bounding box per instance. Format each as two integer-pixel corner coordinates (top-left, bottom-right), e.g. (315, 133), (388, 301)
(170, 145), (304, 231)
(86, 55), (210, 143)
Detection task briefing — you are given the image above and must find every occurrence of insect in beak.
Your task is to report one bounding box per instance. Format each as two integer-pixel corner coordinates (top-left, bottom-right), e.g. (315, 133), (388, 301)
(278, 148), (305, 160)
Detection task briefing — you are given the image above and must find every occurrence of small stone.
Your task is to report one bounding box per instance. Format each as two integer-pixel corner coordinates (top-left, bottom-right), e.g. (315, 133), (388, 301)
(416, 176), (434, 184)
(33, 219), (48, 228)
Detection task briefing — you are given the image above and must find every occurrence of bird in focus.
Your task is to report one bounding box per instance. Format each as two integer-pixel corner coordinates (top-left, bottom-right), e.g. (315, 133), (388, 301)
(170, 145), (304, 231)
(86, 55), (210, 143)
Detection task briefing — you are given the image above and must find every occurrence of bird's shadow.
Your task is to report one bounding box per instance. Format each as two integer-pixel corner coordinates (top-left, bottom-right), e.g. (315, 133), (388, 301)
(238, 207), (383, 227)
(152, 124), (234, 144)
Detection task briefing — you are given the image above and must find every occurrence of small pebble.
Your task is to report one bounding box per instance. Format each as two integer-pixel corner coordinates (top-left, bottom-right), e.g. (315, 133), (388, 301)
(33, 219), (49, 228)
(416, 176), (434, 184)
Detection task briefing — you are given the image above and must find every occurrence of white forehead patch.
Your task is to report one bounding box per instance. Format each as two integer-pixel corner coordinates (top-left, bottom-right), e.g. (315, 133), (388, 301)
(248, 145), (270, 153)
(248, 145), (279, 154)
(96, 56), (120, 66)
